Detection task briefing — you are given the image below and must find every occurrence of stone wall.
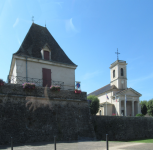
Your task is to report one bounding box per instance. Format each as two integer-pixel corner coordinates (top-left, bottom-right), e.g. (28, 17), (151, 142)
(0, 84), (86, 100)
(92, 116), (153, 141)
(0, 84), (96, 145)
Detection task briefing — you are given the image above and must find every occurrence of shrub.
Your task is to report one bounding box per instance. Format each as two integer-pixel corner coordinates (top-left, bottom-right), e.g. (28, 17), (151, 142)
(22, 82), (35, 89)
(87, 95), (100, 115)
(0, 79), (4, 86)
(136, 113), (144, 117)
(140, 100), (147, 115)
(50, 85), (61, 91)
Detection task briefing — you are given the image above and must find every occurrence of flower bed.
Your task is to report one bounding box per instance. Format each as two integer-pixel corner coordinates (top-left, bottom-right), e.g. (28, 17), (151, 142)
(112, 113), (116, 116)
(22, 83), (35, 90)
(50, 85), (61, 92)
(0, 79), (4, 86)
(75, 89), (82, 94)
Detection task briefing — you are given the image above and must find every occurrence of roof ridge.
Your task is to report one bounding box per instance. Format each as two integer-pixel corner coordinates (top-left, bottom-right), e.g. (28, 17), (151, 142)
(13, 23), (77, 66)
(88, 84), (110, 95)
(45, 27), (76, 65)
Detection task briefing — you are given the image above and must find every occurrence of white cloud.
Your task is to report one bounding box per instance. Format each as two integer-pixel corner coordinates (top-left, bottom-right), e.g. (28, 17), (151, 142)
(65, 18), (78, 33)
(128, 56), (143, 63)
(55, 2), (63, 8)
(13, 18), (19, 28)
(18, 38), (21, 45)
(82, 71), (100, 80)
(128, 73), (153, 87)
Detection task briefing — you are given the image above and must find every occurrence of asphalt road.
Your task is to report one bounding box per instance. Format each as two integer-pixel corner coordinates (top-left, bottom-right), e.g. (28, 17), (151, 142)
(0, 141), (152, 150)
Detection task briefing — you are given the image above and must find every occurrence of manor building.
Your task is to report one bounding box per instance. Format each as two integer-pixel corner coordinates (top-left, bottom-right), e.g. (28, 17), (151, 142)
(88, 60), (142, 116)
(8, 23), (77, 90)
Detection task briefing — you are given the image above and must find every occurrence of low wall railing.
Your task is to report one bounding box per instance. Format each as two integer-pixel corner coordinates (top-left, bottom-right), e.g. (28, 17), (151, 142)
(7, 75), (64, 90)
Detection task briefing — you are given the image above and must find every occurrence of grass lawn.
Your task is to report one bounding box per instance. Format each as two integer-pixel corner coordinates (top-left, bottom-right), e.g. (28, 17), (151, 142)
(109, 139), (153, 143)
(128, 139), (153, 143)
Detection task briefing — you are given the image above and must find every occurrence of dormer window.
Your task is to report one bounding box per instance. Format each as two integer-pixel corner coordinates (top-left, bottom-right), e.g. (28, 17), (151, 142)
(41, 43), (51, 60)
(44, 51), (49, 60)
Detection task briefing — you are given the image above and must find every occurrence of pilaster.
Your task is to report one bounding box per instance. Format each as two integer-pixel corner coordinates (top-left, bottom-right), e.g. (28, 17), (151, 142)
(132, 101), (134, 116)
(118, 100), (121, 116)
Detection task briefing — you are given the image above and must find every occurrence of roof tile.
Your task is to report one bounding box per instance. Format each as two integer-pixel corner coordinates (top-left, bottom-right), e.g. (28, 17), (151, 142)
(87, 84), (117, 96)
(14, 23), (76, 66)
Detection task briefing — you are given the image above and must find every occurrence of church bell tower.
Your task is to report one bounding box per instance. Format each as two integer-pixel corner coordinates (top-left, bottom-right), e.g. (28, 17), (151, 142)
(110, 49), (127, 89)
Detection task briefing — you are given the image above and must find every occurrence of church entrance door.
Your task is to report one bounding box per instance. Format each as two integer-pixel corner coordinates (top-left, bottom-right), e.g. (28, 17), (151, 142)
(121, 110), (124, 116)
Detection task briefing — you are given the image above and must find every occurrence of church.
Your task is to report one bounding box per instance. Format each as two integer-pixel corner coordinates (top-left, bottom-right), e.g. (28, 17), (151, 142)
(88, 57), (142, 116)
(8, 23), (77, 90)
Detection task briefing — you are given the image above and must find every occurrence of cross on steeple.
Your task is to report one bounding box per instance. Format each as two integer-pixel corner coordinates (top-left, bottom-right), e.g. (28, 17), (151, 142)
(32, 16), (34, 23)
(115, 48), (120, 60)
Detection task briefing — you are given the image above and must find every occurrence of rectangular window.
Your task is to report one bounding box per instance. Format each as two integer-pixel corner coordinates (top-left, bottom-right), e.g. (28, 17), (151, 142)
(44, 51), (49, 60)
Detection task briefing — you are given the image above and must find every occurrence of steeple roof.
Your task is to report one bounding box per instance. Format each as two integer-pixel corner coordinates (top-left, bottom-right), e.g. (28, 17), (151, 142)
(14, 23), (76, 66)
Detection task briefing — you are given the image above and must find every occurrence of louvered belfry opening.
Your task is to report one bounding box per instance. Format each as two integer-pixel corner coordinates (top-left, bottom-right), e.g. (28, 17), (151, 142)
(42, 68), (51, 87)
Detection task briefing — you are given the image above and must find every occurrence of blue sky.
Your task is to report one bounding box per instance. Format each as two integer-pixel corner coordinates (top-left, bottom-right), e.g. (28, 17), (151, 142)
(0, 0), (153, 101)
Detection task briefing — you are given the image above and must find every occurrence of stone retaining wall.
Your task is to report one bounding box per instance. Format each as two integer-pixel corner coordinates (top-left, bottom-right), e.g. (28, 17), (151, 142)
(0, 84), (95, 145)
(92, 116), (153, 141)
(0, 84), (86, 100)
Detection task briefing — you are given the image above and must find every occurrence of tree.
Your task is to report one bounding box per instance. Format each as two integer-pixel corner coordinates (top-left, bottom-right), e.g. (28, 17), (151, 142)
(147, 99), (153, 116)
(140, 100), (147, 115)
(87, 95), (100, 115)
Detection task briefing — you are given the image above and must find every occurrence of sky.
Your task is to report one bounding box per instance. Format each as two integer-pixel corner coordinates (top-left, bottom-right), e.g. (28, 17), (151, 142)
(0, 0), (153, 101)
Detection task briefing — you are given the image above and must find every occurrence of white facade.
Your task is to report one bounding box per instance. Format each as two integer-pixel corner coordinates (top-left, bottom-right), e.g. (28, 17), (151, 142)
(9, 55), (76, 90)
(97, 89), (141, 116)
(110, 60), (127, 89)
(88, 60), (142, 117)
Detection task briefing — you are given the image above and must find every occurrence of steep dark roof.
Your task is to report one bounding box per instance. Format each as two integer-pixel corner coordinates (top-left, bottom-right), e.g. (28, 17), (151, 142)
(87, 84), (117, 96)
(14, 23), (76, 66)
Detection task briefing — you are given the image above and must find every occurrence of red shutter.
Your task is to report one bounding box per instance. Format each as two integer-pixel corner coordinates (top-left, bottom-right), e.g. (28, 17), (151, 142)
(42, 68), (51, 87)
(44, 51), (49, 60)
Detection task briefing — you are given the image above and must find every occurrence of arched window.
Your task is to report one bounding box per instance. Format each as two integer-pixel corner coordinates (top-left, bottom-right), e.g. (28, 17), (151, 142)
(121, 68), (124, 76)
(113, 70), (115, 78)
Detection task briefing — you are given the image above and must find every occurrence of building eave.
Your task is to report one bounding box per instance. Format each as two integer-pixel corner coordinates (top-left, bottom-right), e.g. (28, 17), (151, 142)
(8, 55), (16, 77)
(116, 88), (142, 97)
(13, 54), (77, 69)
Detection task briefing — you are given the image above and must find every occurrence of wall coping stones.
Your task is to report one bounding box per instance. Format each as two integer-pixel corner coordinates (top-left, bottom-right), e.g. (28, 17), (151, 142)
(0, 84), (87, 101)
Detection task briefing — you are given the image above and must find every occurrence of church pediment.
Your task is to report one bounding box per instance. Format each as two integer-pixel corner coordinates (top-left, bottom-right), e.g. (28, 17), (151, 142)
(116, 88), (142, 97)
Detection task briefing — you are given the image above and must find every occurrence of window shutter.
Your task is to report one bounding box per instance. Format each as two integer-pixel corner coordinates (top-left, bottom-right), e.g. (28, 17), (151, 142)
(42, 68), (51, 87)
(44, 51), (49, 60)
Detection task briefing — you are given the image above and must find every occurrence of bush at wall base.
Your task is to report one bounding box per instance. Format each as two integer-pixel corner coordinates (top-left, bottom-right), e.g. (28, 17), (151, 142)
(0, 79), (4, 86)
(135, 113), (144, 117)
(22, 83), (35, 91)
(50, 85), (61, 92)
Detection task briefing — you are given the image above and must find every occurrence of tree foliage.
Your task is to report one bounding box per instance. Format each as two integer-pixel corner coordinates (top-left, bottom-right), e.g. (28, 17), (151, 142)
(87, 95), (100, 115)
(147, 99), (153, 116)
(140, 100), (148, 115)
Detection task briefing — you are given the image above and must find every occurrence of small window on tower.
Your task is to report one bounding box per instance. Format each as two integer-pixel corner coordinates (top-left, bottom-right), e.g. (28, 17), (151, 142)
(44, 51), (49, 60)
(121, 68), (124, 76)
(113, 70), (115, 78)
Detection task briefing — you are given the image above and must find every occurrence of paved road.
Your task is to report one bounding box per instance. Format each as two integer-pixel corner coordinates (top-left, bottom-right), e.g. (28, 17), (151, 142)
(0, 141), (153, 150)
